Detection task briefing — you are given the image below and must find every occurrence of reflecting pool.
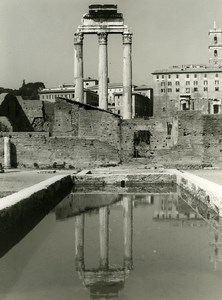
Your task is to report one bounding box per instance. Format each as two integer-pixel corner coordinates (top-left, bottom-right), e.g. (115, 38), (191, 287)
(0, 187), (222, 300)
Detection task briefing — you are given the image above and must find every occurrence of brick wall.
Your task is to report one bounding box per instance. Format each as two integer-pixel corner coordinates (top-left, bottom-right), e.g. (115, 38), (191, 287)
(1, 94), (222, 169)
(202, 114), (222, 165)
(0, 132), (120, 168)
(53, 98), (121, 150)
(120, 117), (178, 161)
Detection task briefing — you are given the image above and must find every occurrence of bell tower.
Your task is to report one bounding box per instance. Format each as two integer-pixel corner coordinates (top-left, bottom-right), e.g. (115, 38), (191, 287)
(209, 21), (222, 65)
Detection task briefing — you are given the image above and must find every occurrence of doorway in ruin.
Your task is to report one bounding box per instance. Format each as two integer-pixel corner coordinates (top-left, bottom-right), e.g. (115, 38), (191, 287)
(133, 130), (152, 158)
(213, 104), (219, 114)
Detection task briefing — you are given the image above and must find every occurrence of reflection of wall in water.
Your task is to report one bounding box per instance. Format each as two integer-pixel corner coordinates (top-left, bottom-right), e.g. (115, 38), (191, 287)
(153, 194), (205, 224)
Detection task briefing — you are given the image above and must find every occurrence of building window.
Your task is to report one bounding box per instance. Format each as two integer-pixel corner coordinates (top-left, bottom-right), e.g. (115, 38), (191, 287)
(204, 74), (207, 78)
(194, 87), (198, 92)
(176, 74), (179, 78)
(215, 80), (219, 85)
(186, 74), (189, 78)
(193, 81), (198, 85)
(175, 81), (180, 86)
(214, 105), (219, 114)
(72, 94), (74, 98)
(194, 74), (197, 78)
(204, 80), (208, 85)
(204, 87), (208, 92)
(156, 75), (159, 79)
(214, 50), (218, 57)
(216, 73), (219, 77)
(161, 81), (165, 86)
(167, 88), (172, 92)
(161, 89), (165, 93)
(42, 95), (44, 99)
(215, 87), (219, 91)
(214, 36), (218, 44)
(176, 88), (180, 92)
(186, 88), (190, 93)
(168, 74), (171, 79)
(186, 81), (190, 85)
(168, 82), (172, 86)
(162, 75), (164, 79)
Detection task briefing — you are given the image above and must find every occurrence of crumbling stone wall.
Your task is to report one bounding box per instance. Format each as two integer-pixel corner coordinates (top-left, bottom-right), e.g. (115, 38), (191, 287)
(120, 117), (178, 161)
(53, 98), (121, 151)
(0, 133), (120, 168)
(2, 94), (222, 169)
(202, 114), (222, 165)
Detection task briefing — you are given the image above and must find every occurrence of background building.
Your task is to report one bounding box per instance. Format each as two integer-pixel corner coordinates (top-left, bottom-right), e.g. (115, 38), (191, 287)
(39, 79), (99, 107)
(153, 22), (222, 117)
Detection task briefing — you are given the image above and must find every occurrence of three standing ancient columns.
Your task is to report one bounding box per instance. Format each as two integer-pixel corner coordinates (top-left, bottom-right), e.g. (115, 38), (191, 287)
(74, 31), (132, 119)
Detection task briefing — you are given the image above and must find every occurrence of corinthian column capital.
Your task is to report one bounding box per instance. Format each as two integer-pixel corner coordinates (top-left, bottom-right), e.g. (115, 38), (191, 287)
(122, 32), (132, 44)
(98, 32), (108, 45)
(74, 32), (84, 45)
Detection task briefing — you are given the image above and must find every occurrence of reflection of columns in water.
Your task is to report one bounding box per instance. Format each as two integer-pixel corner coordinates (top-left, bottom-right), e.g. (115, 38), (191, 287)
(98, 32), (108, 110)
(99, 206), (110, 269)
(74, 32), (84, 102)
(122, 32), (132, 120)
(123, 195), (133, 270)
(75, 214), (85, 271)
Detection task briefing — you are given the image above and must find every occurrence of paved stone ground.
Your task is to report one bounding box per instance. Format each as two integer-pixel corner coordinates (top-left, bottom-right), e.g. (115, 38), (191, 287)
(187, 169), (222, 186)
(0, 169), (75, 197)
(1, 166), (222, 198)
(0, 165), (167, 198)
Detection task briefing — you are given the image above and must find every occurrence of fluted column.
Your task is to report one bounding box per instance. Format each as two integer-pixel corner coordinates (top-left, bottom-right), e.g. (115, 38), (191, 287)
(122, 32), (132, 119)
(74, 32), (84, 102)
(123, 195), (133, 270)
(4, 137), (11, 169)
(99, 206), (109, 269)
(75, 215), (85, 271)
(98, 32), (108, 110)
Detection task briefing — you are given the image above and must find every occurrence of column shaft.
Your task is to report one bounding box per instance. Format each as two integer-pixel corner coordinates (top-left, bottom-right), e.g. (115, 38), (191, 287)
(98, 33), (108, 110)
(99, 206), (109, 269)
(4, 137), (11, 169)
(123, 195), (133, 270)
(75, 214), (85, 271)
(122, 33), (132, 119)
(74, 32), (84, 102)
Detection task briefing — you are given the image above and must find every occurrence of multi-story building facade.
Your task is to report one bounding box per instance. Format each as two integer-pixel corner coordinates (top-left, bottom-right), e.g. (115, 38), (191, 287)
(90, 83), (153, 118)
(39, 80), (153, 118)
(39, 78), (99, 106)
(152, 22), (222, 116)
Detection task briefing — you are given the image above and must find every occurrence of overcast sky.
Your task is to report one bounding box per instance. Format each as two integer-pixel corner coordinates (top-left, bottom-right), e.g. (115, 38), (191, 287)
(1, 0), (222, 89)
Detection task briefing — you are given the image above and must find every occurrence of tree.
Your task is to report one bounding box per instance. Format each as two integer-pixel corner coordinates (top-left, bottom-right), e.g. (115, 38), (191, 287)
(17, 81), (45, 100)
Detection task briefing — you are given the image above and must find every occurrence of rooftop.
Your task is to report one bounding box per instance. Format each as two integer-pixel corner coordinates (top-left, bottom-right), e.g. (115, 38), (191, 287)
(153, 64), (222, 74)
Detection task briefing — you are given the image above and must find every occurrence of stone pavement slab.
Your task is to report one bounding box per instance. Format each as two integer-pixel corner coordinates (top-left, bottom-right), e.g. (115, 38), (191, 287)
(0, 170), (75, 197)
(188, 169), (222, 186)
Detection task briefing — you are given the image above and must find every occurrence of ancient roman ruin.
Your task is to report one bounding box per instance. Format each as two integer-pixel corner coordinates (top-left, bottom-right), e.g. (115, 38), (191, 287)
(74, 4), (132, 119)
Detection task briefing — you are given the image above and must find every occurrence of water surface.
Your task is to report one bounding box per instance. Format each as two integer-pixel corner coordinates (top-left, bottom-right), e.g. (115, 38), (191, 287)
(0, 188), (222, 300)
